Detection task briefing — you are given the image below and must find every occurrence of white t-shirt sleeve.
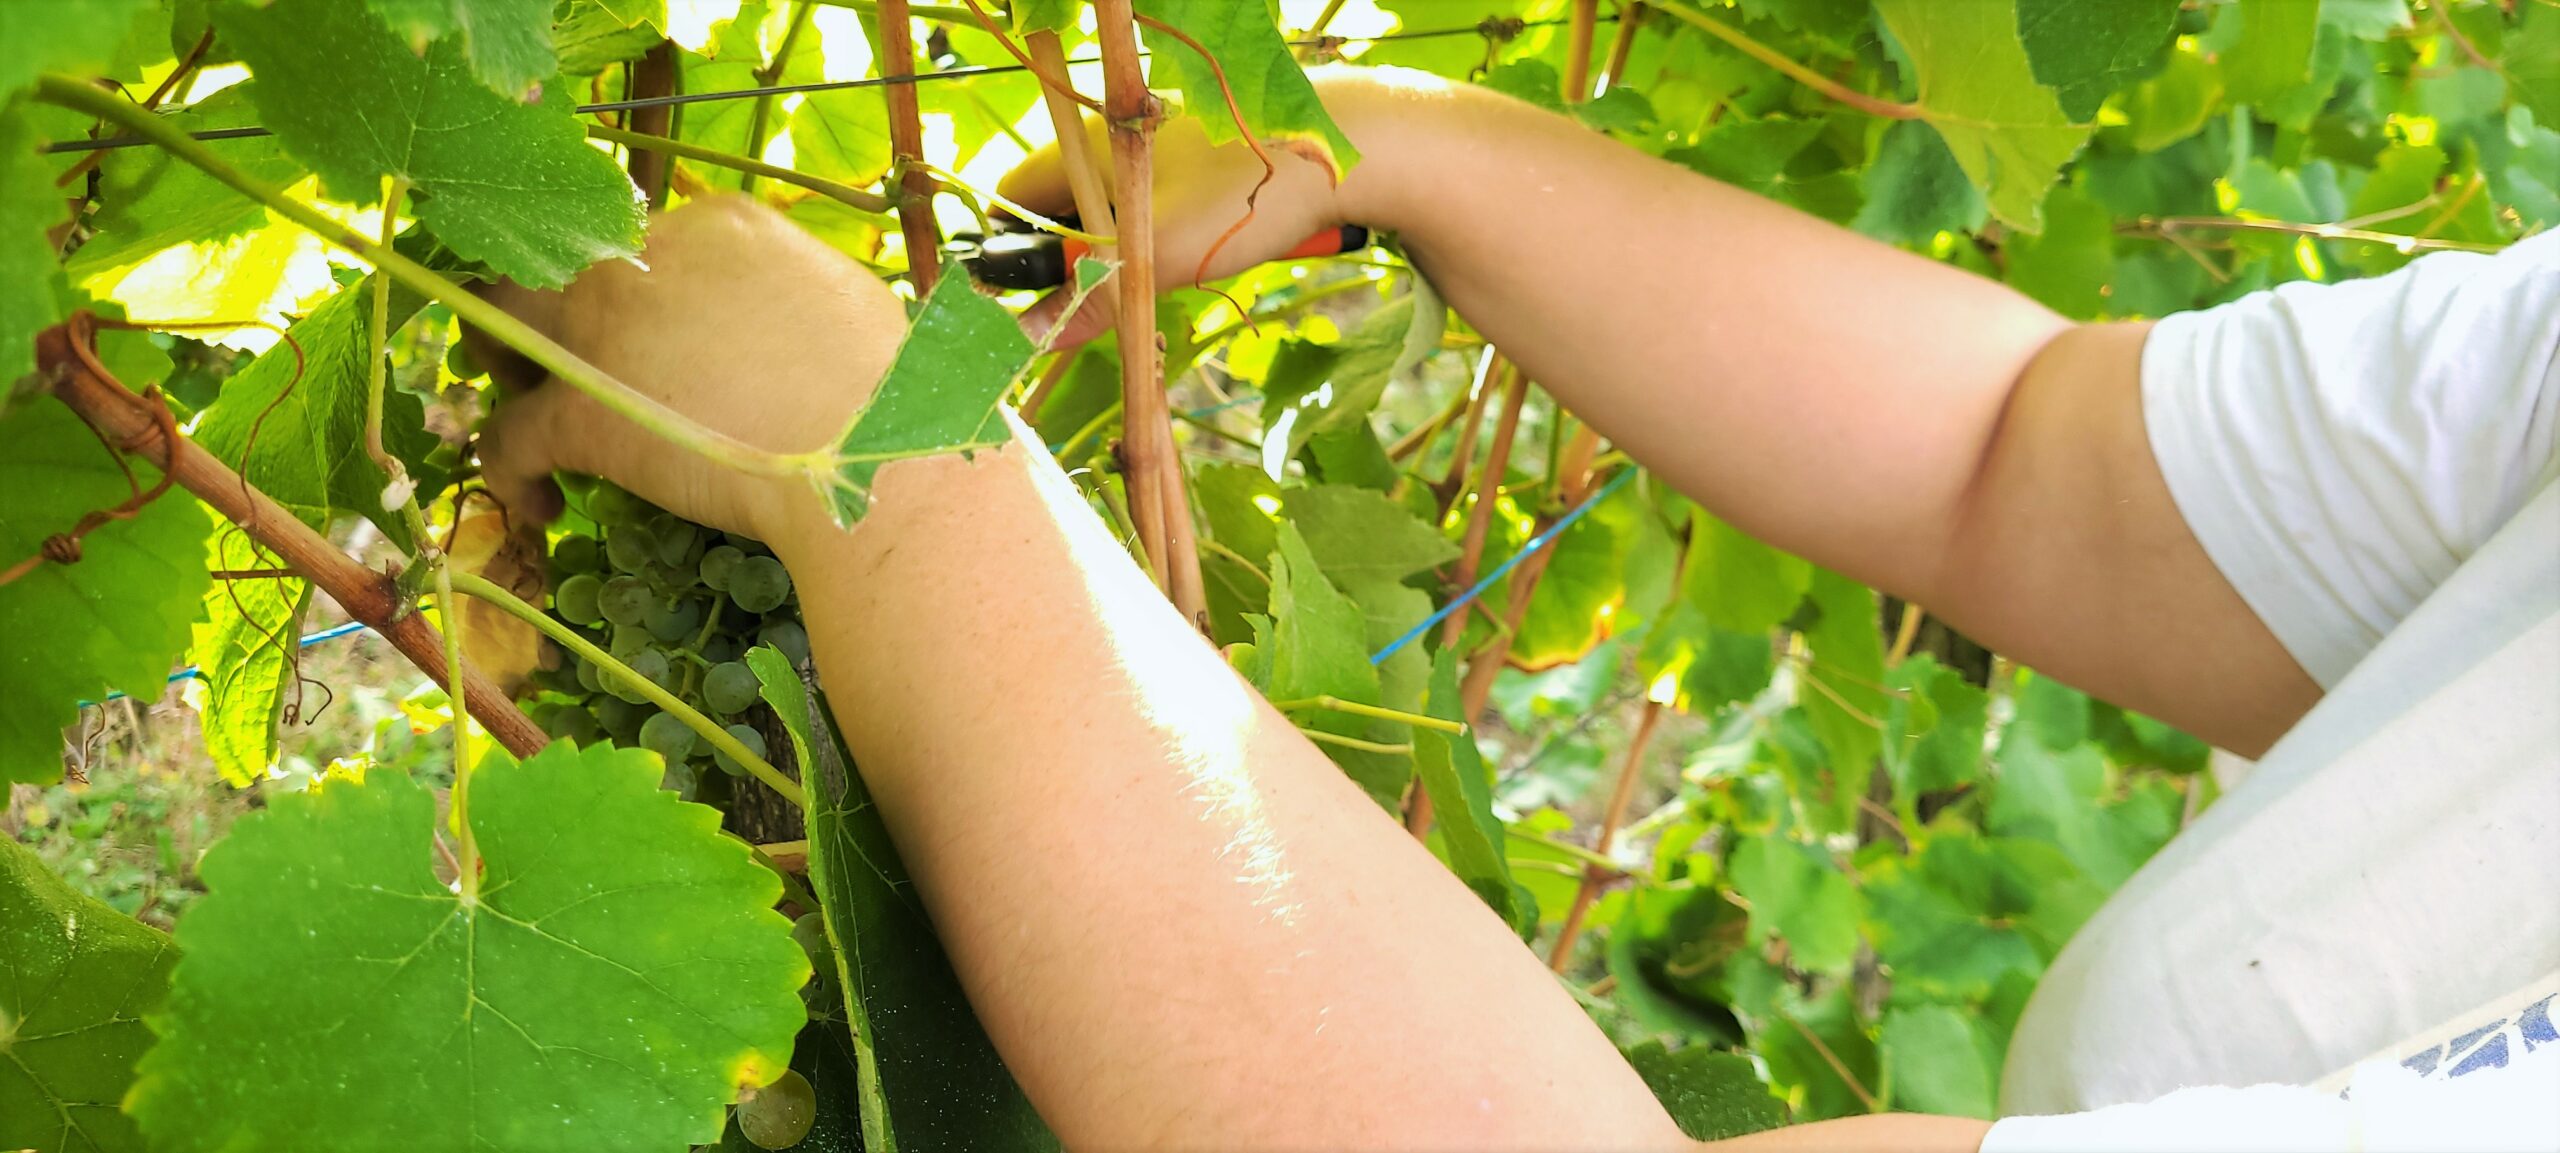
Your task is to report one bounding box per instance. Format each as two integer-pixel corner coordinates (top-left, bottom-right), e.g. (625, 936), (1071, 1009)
(1978, 1041), (2560, 1153)
(2141, 230), (2560, 686)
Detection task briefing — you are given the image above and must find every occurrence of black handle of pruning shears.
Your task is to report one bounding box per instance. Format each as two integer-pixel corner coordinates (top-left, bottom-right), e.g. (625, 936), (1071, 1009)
(946, 215), (1372, 292)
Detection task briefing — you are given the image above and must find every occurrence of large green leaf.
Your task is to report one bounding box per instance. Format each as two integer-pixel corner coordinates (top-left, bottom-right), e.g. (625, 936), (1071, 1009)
(363, 0), (558, 99)
(1133, 0), (1360, 172)
(1681, 514), (1809, 635)
(0, 401), (211, 784)
(1875, 0), (2094, 232)
(67, 87), (306, 279)
(1797, 568), (1885, 778)
(746, 647), (1057, 1153)
(1282, 484), (1458, 585)
(1623, 1040), (1787, 1141)
(1882, 655), (1986, 801)
(185, 534), (309, 787)
(2505, 0), (2560, 132)
(0, 0), (151, 99)
(0, 105), (68, 390)
(188, 275), (445, 552)
(2015, 0), (2180, 121)
(2216, 0), (2320, 105)
(127, 743), (810, 1151)
(828, 263), (1036, 522)
(1410, 649), (1527, 932)
(1233, 522), (1401, 805)
(216, 0), (643, 287)
(1260, 294), (1422, 459)
(1726, 834), (1860, 975)
(0, 837), (176, 1153)
(1881, 1004), (1997, 1118)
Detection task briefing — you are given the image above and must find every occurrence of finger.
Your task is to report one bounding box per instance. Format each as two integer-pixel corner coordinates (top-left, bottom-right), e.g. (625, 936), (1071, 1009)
(998, 110), (1111, 218)
(1018, 283), (1118, 350)
(457, 281), (566, 392)
(475, 384), (577, 528)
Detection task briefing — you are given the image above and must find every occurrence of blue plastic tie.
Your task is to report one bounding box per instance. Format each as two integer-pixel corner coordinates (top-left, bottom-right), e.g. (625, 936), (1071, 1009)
(1370, 467), (1637, 666)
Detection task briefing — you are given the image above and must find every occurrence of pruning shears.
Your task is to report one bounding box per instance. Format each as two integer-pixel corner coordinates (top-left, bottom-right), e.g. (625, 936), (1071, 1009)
(947, 216), (1373, 292)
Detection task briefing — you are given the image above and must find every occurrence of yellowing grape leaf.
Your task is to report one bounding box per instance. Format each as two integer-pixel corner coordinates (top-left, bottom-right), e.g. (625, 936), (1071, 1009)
(127, 744), (809, 1152)
(217, 0), (643, 287)
(185, 534), (309, 787)
(0, 401), (211, 785)
(0, 837), (177, 1153)
(1876, 0), (2094, 233)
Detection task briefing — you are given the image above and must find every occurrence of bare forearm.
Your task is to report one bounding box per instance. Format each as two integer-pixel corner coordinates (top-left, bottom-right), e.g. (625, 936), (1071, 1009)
(772, 421), (1688, 1151)
(1320, 71), (2069, 597)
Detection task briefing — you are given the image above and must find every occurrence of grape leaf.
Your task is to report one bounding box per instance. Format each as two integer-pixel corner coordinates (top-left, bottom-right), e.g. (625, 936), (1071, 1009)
(745, 647), (1059, 1153)
(1875, 0), (2094, 233)
(1514, 502), (1628, 668)
(1880, 1004), (1996, 1118)
(1798, 569), (1885, 779)
(186, 534), (309, 787)
(188, 274), (446, 552)
(126, 743), (810, 1151)
(1861, 853), (2043, 1004)
(0, 837), (177, 1153)
(1281, 484), (1458, 584)
(1727, 834), (1861, 975)
(827, 264), (1035, 523)
(1260, 294), (1418, 459)
(1232, 522), (1400, 805)
(66, 87), (306, 280)
(2507, 0), (2560, 132)
(1668, 115), (1824, 199)
(789, 90), (896, 188)
(0, 106), (69, 391)
(1681, 514), (1809, 635)
(1410, 649), (1530, 933)
(2004, 181), (2116, 319)
(0, 0), (151, 98)
(2322, 0), (2411, 40)
(1012, 0), (1079, 33)
(363, 0), (558, 99)
(0, 401), (211, 785)
(2216, 0), (2320, 105)
(1854, 118), (1990, 244)
(216, 0), (644, 287)
(2014, 0), (2179, 122)
(555, 0), (666, 74)
(1882, 654), (1986, 801)
(1637, 603), (1775, 715)
(1133, 0), (1360, 172)
(1623, 1040), (1788, 1142)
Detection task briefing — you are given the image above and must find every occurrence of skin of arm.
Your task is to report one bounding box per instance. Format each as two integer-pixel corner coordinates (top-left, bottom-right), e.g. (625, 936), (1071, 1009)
(1003, 67), (2321, 756)
(478, 197), (1823, 1151)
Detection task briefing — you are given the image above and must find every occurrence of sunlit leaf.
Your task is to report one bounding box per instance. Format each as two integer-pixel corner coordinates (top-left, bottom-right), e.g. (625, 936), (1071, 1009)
(0, 836), (176, 1153)
(363, 0), (558, 99)
(1133, 0), (1360, 172)
(826, 263), (1036, 523)
(1875, 0), (2094, 232)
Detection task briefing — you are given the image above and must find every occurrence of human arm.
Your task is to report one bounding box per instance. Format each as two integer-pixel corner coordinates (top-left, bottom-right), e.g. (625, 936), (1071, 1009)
(472, 196), (1700, 1151)
(1003, 68), (2320, 755)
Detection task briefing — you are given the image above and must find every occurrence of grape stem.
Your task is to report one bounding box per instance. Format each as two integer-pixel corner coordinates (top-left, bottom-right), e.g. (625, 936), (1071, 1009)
(1267, 696), (1466, 734)
(740, 837), (821, 909)
(35, 75), (822, 486)
(447, 569), (810, 808)
(435, 564), (482, 900)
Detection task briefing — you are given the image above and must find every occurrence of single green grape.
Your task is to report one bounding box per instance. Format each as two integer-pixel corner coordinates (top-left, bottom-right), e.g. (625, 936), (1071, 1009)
(652, 517), (702, 567)
(605, 526), (657, 574)
(598, 576), (655, 627)
(758, 619), (810, 665)
(609, 624), (654, 660)
(713, 724), (767, 776)
(640, 710), (699, 762)
(698, 544), (746, 591)
(587, 483), (653, 526)
(550, 534), (602, 575)
(543, 706), (602, 745)
(594, 693), (647, 740)
(552, 574), (605, 627)
(737, 1070), (817, 1151)
(442, 339), (484, 381)
(608, 649), (670, 703)
(703, 661), (762, 715)
(729, 556), (792, 613)
(660, 758), (698, 798)
(646, 596), (705, 644)
(700, 633), (743, 664)
(574, 658), (603, 694)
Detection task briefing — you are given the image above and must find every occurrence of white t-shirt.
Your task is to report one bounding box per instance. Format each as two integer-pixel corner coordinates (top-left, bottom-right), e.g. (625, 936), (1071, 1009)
(1990, 232), (2560, 1139)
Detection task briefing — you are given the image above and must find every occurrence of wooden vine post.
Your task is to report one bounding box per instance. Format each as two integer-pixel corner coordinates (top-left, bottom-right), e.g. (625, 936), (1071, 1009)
(1090, 0), (1209, 626)
(34, 320), (550, 760)
(877, 0), (942, 292)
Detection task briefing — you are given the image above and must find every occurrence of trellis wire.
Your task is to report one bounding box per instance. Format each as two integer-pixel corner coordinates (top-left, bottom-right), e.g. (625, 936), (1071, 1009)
(84, 619), (370, 705)
(44, 17), (1605, 154)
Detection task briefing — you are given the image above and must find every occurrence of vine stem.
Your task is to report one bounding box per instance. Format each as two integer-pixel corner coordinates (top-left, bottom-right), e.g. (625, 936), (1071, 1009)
(1600, 2), (1647, 89)
(34, 75), (817, 485)
(956, 0), (1102, 111)
(1504, 827), (1640, 878)
(1093, 0), (1211, 628)
(740, 0), (818, 195)
(585, 122), (891, 213)
(446, 569), (809, 808)
(436, 560), (480, 899)
(1565, 0), (1600, 101)
(1437, 368), (1529, 649)
(1546, 698), (1664, 971)
(1026, 29), (1118, 237)
(874, 0), (943, 291)
(1268, 696), (1467, 734)
(1655, 3), (1921, 120)
(38, 320), (549, 757)
(626, 40), (680, 208)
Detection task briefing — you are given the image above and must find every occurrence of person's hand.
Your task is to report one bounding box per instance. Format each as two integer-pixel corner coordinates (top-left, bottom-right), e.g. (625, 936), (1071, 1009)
(998, 66), (1385, 345)
(466, 195), (907, 542)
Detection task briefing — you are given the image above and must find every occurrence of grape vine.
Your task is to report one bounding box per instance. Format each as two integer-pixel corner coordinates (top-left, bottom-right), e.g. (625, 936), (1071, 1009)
(2, 0), (2550, 1150)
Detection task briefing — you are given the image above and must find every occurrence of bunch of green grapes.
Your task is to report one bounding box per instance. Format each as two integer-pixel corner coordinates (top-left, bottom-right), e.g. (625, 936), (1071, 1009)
(525, 481), (813, 796)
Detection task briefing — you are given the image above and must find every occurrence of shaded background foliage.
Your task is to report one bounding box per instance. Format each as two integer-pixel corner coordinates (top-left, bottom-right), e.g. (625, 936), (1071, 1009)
(1, 0), (2551, 1146)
